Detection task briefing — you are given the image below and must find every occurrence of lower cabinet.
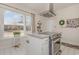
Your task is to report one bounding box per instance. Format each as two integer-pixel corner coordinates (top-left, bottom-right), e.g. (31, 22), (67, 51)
(26, 36), (49, 55)
(0, 37), (49, 55)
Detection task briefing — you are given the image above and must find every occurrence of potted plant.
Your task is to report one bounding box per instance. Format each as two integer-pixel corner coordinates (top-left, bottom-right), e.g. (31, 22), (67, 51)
(13, 31), (21, 37)
(13, 31), (21, 48)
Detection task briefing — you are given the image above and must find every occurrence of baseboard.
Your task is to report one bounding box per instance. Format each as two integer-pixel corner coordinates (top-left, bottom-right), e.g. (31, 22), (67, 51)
(62, 42), (79, 50)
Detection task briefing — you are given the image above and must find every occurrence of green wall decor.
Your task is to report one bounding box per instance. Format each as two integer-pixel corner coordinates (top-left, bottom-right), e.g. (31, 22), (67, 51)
(59, 20), (65, 25)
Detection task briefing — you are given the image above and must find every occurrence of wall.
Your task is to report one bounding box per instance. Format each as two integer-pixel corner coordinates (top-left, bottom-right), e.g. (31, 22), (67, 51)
(55, 4), (79, 45)
(41, 18), (56, 32)
(0, 7), (4, 39)
(35, 14), (56, 33)
(37, 4), (79, 45)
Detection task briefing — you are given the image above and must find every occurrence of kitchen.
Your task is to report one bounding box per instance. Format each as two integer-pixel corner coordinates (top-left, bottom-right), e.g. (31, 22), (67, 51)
(0, 3), (79, 55)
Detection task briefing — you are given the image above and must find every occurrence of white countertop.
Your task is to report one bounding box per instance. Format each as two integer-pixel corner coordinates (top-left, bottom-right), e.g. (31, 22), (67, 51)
(27, 33), (49, 39)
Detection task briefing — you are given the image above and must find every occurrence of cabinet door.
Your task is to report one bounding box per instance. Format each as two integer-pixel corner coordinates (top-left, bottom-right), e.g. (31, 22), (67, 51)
(26, 36), (42, 55)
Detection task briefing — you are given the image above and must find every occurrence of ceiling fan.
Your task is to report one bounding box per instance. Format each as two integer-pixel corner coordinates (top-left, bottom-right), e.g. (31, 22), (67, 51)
(40, 3), (56, 18)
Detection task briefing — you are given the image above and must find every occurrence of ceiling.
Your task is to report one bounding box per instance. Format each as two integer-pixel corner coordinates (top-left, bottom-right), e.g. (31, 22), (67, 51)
(5, 3), (78, 14)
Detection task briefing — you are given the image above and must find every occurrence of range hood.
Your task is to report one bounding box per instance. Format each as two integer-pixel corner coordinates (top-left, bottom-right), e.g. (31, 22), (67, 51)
(40, 3), (56, 18)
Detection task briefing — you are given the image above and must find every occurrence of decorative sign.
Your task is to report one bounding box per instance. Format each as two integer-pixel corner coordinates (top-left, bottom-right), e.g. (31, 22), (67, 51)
(66, 18), (79, 28)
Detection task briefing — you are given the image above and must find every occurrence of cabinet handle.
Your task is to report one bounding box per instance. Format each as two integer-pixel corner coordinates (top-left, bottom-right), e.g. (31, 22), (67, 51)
(26, 40), (30, 43)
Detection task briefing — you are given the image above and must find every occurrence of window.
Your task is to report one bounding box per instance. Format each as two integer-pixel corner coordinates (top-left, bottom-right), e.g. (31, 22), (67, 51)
(4, 10), (25, 38)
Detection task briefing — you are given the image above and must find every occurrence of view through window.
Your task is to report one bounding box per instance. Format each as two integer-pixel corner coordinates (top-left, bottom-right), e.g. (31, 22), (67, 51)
(4, 10), (25, 38)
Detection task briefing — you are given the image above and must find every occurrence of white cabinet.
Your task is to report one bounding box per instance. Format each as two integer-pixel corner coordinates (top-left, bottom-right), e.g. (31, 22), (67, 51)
(0, 36), (49, 55)
(26, 36), (49, 55)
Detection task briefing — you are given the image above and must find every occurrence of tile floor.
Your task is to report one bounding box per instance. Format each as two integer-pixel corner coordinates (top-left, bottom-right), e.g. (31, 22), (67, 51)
(61, 45), (79, 55)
